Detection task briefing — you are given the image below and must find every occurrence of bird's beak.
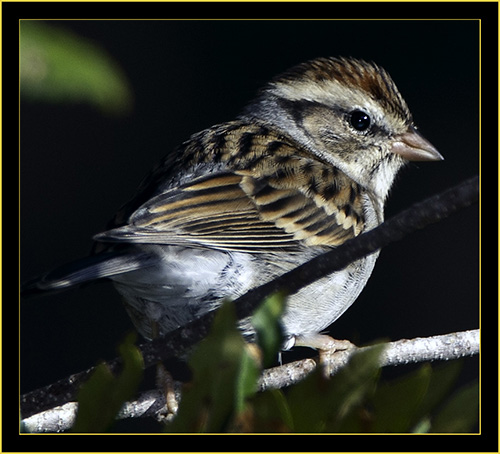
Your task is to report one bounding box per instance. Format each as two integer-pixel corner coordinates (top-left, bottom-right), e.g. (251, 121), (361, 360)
(391, 127), (444, 162)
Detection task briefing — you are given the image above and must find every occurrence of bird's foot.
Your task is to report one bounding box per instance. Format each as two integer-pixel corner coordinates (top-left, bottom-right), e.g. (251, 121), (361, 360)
(294, 334), (356, 378)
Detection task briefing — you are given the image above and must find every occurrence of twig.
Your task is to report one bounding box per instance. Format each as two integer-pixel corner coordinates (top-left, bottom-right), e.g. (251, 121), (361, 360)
(20, 175), (479, 420)
(259, 329), (480, 390)
(22, 329), (479, 432)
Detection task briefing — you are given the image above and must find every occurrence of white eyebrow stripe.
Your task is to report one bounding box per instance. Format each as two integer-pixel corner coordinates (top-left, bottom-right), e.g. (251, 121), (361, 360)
(270, 80), (389, 125)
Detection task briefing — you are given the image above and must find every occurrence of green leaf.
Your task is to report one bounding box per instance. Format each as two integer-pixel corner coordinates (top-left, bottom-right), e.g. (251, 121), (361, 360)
(251, 290), (287, 367)
(71, 363), (116, 432)
(166, 293), (291, 432)
(252, 389), (293, 433)
(370, 364), (432, 433)
(20, 20), (133, 115)
(413, 360), (462, 424)
(72, 332), (144, 432)
(286, 344), (385, 432)
(114, 333), (146, 405)
(412, 416), (432, 434)
(165, 301), (260, 433)
(235, 344), (261, 414)
(430, 380), (479, 433)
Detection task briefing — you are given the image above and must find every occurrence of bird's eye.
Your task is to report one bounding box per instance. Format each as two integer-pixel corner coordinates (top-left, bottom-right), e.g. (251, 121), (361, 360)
(349, 110), (371, 131)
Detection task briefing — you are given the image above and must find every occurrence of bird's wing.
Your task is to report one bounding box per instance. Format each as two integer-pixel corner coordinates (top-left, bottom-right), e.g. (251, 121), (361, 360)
(94, 159), (366, 254)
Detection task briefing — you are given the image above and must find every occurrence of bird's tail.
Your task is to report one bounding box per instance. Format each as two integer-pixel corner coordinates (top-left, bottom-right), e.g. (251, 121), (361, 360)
(21, 250), (155, 297)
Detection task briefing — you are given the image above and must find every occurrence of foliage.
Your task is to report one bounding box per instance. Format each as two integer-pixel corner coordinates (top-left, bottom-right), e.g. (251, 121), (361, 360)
(71, 333), (143, 432)
(163, 294), (478, 433)
(20, 20), (133, 115)
(71, 294), (478, 433)
(164, 301), (261, 432)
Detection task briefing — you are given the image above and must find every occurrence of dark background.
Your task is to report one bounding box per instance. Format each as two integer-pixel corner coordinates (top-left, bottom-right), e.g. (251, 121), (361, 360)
(12, 2), (493, 440)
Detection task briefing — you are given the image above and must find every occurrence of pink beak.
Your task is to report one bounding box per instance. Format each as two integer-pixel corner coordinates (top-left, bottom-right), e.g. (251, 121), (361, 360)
(391, 127), (444, 162)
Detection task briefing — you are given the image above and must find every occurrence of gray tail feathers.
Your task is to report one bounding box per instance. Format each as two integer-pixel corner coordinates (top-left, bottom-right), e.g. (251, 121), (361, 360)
(21, 250), (154, 297)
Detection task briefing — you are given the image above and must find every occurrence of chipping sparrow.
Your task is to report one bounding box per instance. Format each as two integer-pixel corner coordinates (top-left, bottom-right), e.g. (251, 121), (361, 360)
(22, 57), (443, 351)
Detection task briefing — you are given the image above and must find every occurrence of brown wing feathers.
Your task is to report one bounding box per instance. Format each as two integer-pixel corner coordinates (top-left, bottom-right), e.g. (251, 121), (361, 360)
(95, 124), (365, 252)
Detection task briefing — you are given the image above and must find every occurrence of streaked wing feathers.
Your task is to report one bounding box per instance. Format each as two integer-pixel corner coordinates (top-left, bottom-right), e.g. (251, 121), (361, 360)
(95, 169), (365, 253)
(95, 128), (366, 253)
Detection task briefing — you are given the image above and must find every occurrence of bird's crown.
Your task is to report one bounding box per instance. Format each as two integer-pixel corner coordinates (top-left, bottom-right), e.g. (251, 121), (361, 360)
(262, 56), (413, 126)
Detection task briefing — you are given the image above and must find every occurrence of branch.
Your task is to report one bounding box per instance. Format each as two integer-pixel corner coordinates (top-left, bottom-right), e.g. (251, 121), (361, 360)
(20, 175), (479, 419)
(259, 328), (480, 390)
(22, 329), (480, 432)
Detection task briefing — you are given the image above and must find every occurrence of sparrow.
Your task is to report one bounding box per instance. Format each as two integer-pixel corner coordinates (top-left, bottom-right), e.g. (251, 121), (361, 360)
(22, 57), (443, 351)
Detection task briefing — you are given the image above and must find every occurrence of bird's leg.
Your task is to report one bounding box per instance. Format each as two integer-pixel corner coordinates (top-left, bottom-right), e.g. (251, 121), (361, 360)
(150, 321), (179, 422)
(155, 362), (179, 422)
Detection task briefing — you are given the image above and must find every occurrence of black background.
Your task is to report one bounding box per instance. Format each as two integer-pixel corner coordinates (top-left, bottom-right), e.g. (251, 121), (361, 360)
(6, 0), (496, 447)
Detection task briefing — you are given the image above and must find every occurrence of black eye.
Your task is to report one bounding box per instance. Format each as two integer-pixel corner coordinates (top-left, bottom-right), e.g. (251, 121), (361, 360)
(349, 110), (371, 131)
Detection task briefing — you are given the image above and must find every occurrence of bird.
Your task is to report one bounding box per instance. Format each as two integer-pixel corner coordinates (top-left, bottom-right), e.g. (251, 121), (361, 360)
(22, 56), (443, 352)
